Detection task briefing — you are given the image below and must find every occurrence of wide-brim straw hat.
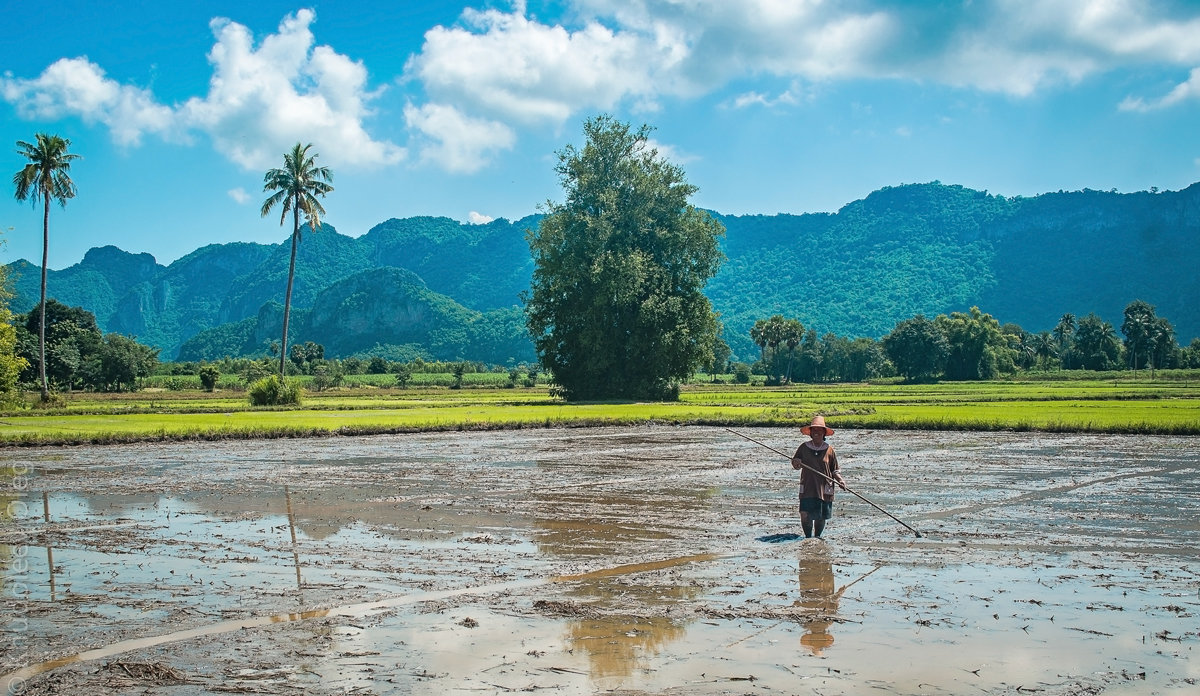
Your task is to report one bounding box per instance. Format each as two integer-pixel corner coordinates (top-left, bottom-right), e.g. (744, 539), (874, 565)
(800, 415), (834, 435)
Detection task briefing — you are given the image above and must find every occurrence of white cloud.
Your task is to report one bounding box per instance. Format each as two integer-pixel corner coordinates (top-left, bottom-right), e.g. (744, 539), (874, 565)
(228, 187), (251, 204)
(404, 102), (515, 173)
(644, 137), (696, 165)
(729, 82), (806, 109)
(404, 4), (671, 126)
(1119, 67), (1200, 112)
(180, 9), (404, 170)
(467, 211), (494, 224)
(402, 0), (1200, 143)
(1, 57), (174, 146)
(572, 0), (1200, 96)
(1, 10), (403, 171)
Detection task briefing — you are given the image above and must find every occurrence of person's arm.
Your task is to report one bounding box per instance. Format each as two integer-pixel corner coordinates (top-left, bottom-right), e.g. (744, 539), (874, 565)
(830, 450), (847, 490)
(791, 446), (804, 470)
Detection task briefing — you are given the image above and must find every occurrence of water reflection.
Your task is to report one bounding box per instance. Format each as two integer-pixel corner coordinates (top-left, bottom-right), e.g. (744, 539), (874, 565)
(795, 548), (844, 656)
(42, 492), (57, 601)
(284, 485), (303, 595)
(531, 472), (719, 682)
(566, 615), (686, 679)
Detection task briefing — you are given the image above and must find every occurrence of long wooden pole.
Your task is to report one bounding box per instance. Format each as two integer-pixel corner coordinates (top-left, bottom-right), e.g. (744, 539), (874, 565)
(725, 428), (923, 538)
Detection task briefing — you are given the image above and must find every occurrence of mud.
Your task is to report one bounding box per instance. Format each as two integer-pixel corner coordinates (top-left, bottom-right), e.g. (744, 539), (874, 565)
(1, 426), (1197, 695)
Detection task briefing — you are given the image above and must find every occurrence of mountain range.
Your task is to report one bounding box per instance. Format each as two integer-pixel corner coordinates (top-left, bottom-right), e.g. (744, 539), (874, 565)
(5, 182), (1198, 363)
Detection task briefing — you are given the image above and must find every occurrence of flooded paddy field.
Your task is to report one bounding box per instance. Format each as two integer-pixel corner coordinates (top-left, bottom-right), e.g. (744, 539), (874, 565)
(2, 426), (1198, 695)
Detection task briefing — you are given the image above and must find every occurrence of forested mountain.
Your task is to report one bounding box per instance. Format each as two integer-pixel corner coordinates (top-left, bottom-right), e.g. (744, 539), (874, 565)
(5, 183), (1197, 363)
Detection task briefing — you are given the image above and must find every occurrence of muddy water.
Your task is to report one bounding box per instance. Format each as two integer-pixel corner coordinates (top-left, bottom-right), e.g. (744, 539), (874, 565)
(2, 427), (1198, 695)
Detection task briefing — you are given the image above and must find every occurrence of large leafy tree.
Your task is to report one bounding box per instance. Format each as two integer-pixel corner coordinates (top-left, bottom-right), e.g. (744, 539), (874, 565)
(935, 306), (1016, 380)
(261, 143), (333, 378)
(12, 133), (79, 401)
(524, 115), (725, 401)
(882, 314), (947, 382)
(92, 333), (159, 392)
(16, 299), (102, 391)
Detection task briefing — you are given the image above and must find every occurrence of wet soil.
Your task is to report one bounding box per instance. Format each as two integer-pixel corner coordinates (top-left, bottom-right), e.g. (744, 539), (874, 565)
(2, 426), (1198, 695)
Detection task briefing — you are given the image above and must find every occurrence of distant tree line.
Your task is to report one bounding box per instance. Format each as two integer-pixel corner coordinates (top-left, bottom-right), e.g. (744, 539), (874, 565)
(743, 300), (1199, 384)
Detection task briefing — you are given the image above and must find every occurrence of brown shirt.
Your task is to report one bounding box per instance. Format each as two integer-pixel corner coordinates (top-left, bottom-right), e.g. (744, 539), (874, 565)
(793, 443), (840, 501)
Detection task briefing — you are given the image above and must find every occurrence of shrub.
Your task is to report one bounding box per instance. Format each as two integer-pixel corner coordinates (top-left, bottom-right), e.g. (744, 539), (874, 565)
(248, 375), (302, 406)
(199, 366), (220, 392)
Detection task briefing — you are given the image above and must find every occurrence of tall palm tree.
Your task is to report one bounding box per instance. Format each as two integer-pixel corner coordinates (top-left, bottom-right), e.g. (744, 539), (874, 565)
(260, 143), (333, 378)
(1053, 313), (1076, 369)
(13, 133), (80, 401)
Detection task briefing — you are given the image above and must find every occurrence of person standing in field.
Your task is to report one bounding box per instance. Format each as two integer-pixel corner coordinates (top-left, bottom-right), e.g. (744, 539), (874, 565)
(792, 416), (846, 538)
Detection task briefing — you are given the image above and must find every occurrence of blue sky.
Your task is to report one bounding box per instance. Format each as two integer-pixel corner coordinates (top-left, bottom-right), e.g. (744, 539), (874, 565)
(3, 0), (1200, 269)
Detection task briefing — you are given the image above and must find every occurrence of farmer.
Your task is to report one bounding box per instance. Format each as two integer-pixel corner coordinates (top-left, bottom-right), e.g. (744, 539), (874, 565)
(792, 415), (846, 538)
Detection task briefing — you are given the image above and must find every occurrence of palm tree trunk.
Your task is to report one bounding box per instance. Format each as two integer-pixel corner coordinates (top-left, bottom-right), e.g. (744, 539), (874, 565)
(280, 204), (300, 378)
(39, 196), (50, 402)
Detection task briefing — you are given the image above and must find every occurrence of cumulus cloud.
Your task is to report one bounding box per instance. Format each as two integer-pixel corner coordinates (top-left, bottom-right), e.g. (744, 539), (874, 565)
(1, 57), (174, 146)
(404, 102), (515, 173)
(406, 3), (672, 126)
(180, 9), (404, 169)
(467, 211), (494, 224)
(1, 9), (402, 170)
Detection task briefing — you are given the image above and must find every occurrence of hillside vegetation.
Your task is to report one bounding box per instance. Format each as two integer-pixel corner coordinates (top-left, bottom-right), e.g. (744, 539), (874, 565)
(5, 182), (1197, 362)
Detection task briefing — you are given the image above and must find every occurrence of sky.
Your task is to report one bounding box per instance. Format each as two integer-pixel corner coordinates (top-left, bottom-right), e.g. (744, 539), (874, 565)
(3, 0), (1200, 269)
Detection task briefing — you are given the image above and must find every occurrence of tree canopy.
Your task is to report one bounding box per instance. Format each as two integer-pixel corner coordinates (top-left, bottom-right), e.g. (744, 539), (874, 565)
(524, 115), (725, 400)
(882, 315), (948, 382)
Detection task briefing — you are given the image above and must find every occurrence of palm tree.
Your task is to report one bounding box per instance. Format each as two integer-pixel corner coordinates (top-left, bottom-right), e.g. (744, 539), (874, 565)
(1074, 313), (1120, 371)
(750, 319), (768, 363)
(1120, 300), (1156, 371)
(13, 133), (80, 401)
(1053, 313), (1075, 369)
(260, 143), (333, 378)
(782, 318), (804, 383)
(1031, 331), (1057, 370)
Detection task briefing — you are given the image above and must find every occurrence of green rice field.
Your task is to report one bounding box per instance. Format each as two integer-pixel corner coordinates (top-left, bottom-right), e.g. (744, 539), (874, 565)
(2, 376), (1198, 445)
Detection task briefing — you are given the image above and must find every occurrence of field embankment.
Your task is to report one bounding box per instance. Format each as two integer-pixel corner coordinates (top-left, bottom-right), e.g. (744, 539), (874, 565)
(3, 376), (1199, 446)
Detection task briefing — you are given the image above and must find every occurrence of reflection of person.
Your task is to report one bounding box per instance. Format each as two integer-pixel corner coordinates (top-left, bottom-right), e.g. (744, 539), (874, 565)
(795, 551), (845, 656)
(791, 416), (846, 539)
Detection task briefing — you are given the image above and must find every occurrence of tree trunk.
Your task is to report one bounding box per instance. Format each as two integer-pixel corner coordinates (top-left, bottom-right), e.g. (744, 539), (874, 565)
(280, 203), (300, 379)
(39, 196), (49, 402)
